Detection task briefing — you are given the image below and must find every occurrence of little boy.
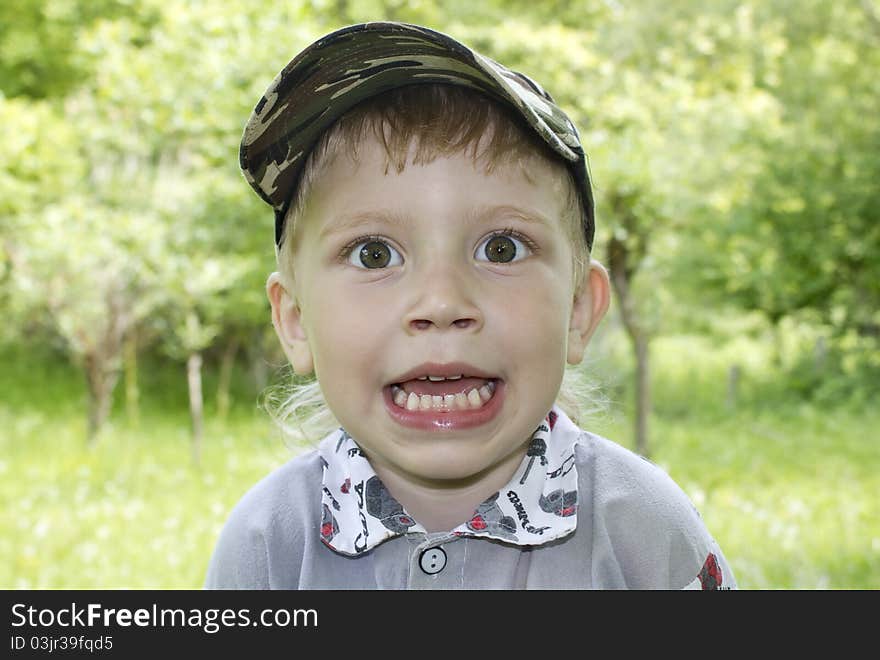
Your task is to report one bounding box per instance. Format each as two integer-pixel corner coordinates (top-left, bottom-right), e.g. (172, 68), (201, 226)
(205, 22), (735, 589)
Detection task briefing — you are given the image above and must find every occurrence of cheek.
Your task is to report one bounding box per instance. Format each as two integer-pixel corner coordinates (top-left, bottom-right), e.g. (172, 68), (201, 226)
(303, 283), (391, 376)
(489, 279), (571, 363)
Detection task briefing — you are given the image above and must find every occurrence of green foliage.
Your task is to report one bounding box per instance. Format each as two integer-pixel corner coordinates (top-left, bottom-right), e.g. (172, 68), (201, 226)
(0, 0), (158, 99)
(678, 0), (880, 338)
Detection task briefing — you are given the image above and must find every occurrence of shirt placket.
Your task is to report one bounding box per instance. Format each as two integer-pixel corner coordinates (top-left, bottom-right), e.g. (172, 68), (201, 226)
(406, 533), (463, 589)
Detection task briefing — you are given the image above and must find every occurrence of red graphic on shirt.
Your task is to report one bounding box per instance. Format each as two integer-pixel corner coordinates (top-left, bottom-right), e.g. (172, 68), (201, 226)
(469, 515), (488, 531)
(547, 410), (558, 430)
(340, 478), (350, 493)
(320, 503), (339, 543)
(698, 553), (723, 590)
(466, 493), (518, 539)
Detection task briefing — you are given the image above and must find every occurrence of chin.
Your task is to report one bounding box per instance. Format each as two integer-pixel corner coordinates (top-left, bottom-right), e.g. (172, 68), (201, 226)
(405, 451), (505, 484)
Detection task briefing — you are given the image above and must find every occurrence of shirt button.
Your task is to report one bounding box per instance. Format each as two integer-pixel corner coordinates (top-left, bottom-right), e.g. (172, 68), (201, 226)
(418, 546), (447, 575)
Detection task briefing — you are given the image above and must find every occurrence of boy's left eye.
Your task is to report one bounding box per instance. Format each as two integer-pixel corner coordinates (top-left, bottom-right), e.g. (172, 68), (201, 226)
(475, 232), (532, 263)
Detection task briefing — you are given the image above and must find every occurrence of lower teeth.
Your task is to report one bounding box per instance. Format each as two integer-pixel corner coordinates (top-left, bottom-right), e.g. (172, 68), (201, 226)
(392, 381), (495, 411)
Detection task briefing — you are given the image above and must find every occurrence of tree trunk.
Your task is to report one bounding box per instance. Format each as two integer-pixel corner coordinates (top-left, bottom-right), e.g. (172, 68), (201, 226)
(727, 364), (741, 411)
(613, 310), (651, 458)
(770, 315), (785, 367)
(814, 336), (827, 371)
(250, 329), (270, 393)
(216, 336), (239, 421)
(608, 232), (652, 457)
(85, 352), (120, 446)
(187, 351), (204, 466)
(123, 328), (140, 426)
(82, 284), (128, 445)
(633, 332), (650, 457)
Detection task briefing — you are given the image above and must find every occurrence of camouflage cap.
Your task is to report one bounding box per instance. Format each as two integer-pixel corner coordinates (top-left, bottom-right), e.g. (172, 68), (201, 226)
(240, 21), (594, 249)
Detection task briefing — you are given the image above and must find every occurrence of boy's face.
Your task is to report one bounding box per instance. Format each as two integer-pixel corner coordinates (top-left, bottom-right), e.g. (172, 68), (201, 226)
(268, 135), (609, 490)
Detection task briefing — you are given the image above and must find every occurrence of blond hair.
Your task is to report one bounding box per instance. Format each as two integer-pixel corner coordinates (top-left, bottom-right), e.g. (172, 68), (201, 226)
(265, 84), (600, 445)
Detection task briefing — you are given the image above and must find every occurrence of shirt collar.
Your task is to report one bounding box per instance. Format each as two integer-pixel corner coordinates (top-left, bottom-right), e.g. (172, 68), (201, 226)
(317, 405), (581, 556)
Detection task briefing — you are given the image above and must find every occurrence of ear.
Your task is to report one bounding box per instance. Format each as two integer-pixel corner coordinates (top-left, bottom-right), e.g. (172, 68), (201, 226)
(567, 260), (611, 365)
(266, 271), (314, 375)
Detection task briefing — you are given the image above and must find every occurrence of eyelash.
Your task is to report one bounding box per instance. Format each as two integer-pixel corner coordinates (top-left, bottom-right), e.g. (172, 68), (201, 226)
(489, 228), (540, 256)
(337, 228), (540, 263)
(337, 234), (390, 263)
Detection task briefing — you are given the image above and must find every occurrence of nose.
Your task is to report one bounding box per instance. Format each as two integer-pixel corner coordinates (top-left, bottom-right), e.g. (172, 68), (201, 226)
(403, 262), (484, 334)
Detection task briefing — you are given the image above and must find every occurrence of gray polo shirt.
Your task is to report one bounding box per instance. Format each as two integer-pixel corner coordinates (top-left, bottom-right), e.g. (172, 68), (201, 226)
(204, 407), (735, 589)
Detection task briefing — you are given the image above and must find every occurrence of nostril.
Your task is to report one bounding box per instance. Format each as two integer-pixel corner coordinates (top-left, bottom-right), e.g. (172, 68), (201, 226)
(410, 318), (476, 331)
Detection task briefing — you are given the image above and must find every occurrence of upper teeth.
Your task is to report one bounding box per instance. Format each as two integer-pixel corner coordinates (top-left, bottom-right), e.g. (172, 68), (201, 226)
(391, 381), (496, 411)
(419, 375), (463, 381)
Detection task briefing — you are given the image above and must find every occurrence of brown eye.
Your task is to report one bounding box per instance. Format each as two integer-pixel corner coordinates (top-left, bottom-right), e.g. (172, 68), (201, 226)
(478, 234), (530, 263)
(360, 241), (390, 268)
(350, 239), (402, 269)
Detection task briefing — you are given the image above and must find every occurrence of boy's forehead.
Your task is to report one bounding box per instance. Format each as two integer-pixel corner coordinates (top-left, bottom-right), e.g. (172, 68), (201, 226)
(312, 203), (560, 240)
(296, 140), (571, 240)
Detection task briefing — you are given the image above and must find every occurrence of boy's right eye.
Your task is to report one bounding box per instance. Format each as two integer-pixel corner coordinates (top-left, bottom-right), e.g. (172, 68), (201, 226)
(347, 238), (403, 269)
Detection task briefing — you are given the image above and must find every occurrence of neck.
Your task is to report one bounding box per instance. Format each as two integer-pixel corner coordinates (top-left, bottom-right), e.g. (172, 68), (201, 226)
(369, 441), (530, 533)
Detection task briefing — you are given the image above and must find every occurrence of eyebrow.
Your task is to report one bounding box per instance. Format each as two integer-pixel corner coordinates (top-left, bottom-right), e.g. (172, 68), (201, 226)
(467, 204), (554, 228)
(318, 210), (413, 240)
(318, 204), (553, 239)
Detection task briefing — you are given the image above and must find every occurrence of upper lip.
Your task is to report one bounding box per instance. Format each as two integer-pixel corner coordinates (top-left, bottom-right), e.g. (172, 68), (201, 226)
(389, 362), (499, 384)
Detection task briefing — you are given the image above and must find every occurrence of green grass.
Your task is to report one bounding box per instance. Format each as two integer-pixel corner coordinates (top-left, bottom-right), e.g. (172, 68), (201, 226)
(589, 406), (880, 589)
(0, 407), (302, 589)
(0, 345), (303, 589)
(1, 338), (877, 589)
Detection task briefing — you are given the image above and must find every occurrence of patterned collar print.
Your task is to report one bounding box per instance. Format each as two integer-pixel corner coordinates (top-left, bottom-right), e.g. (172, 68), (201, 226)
(318, 406), (580, 556)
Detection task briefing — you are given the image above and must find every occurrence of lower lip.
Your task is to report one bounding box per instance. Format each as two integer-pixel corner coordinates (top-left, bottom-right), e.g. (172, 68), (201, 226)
(382, 380), (505, 431)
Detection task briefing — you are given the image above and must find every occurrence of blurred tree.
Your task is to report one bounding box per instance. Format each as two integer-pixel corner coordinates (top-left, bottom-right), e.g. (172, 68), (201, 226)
(1, 98), (83, 344)
(0, 0), (158, 99)
(585, 0), (786, 453)
(153, 201), (263, 464)
(8, 197), (163, 443)
(3, 1), (294, 441)
(679, 0), (880, 381)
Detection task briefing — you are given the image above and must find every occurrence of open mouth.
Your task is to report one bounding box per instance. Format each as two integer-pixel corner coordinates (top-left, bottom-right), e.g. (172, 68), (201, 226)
(389, 375), (499, 412)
